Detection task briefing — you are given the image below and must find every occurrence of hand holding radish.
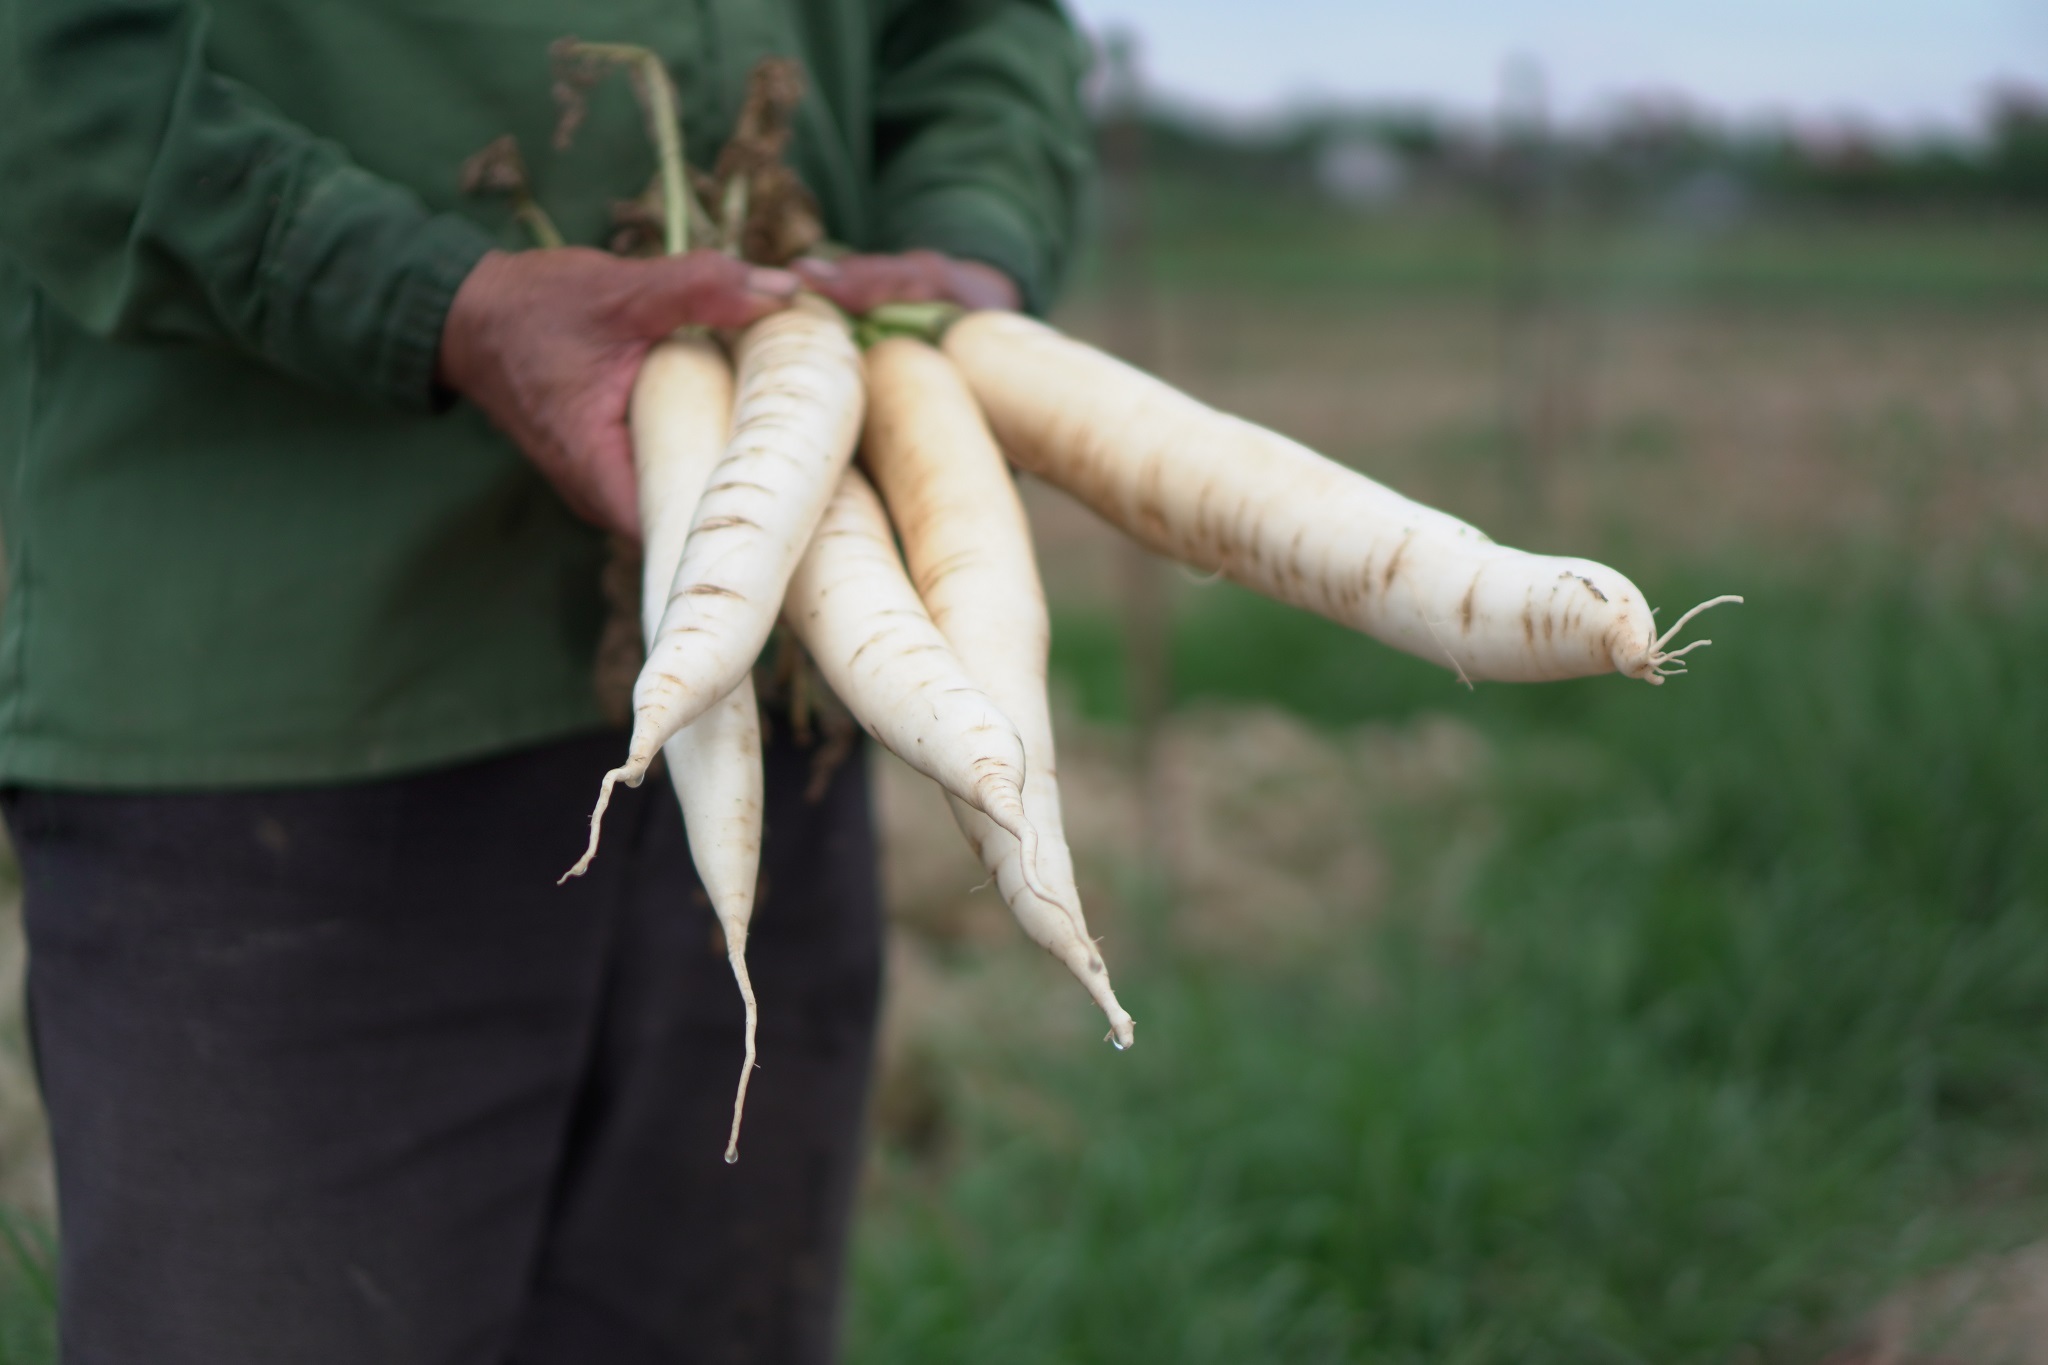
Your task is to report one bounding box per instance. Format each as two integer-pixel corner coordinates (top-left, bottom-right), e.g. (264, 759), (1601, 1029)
(436, 247), (799, 537)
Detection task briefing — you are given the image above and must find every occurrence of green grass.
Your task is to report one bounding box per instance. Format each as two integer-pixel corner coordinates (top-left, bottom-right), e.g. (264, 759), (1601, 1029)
(850, 554), (2048, 1363)
(1072, 183), (2048, 306)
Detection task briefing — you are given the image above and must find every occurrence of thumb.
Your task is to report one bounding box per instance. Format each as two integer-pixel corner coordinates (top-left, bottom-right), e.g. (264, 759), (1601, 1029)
(623, 251), (799, 335)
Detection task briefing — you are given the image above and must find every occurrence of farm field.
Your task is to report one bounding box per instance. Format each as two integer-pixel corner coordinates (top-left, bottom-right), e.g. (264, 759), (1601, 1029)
(850, 205), (2048, 1363)
(3, 205), (2048, 1362)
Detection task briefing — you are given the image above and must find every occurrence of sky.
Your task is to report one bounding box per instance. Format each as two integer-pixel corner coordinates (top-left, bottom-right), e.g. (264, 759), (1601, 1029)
(1063, 0), (2045, 136)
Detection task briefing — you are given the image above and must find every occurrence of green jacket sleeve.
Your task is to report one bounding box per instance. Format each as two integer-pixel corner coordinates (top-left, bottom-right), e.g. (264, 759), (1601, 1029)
(0, 0), (494, 411)
(869, 0), (1093, 314)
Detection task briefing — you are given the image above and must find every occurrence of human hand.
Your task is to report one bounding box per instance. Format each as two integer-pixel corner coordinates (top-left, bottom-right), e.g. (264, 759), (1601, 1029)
(791, 249), (1020, 314)
(437, 248), (798, 538)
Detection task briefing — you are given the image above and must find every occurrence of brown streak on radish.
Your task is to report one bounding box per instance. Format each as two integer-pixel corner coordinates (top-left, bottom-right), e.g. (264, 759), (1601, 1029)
(1459, 581), (1478, 633)
(685, 583), (745, 599)
(1381, 534), (1414, 593)
(915, 549), (979, 594)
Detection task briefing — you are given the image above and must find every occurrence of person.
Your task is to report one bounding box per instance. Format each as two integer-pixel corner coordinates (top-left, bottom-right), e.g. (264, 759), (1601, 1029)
(0, 0), (1089, 1359)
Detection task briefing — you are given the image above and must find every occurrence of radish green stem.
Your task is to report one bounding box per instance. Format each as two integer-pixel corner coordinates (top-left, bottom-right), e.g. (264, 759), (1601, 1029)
(860, 300), (964, 347)
(459, 135), (566, 250)
(720, 176), (750, 258)
(517, 202), (566, 251)
(556, 40), (691, 255)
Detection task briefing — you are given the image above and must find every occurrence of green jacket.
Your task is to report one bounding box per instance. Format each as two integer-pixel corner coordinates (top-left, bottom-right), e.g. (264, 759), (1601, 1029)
(0, 0), (1090, 787)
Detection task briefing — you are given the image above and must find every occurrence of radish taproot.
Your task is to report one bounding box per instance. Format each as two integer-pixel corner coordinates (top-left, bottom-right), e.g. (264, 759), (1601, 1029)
(943, 310), (1737, 685)
(568, 294), (864, 875)
(781, 468), (1060, 910)
(861, 337), (1135, 1049)
(623, 332), (767, 1163)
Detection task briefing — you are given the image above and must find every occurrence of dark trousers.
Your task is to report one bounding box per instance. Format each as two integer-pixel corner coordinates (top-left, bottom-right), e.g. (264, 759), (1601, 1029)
(4, 727), (882, 1365)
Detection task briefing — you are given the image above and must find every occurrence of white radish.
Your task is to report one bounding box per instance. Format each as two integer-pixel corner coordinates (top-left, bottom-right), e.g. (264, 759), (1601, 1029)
(861, 338), (1134, 1050)
(627, 332), (766, 1163)
(944, 311), (1737, 685)
(781, 468), (1058, 909)
(568, 295), (864, 875)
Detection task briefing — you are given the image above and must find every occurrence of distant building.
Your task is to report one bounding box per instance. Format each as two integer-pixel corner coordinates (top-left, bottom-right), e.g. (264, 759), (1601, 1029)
(1661, 167), (1751, 230)
(1316, 136), (1408, 209)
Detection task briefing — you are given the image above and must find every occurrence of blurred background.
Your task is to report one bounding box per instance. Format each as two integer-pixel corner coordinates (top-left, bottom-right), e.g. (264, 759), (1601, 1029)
(6, 2), (2048, 1361)
(850, 3), (2048, 1362)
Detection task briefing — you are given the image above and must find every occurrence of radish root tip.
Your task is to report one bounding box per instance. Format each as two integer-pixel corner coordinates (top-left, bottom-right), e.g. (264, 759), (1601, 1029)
(994, 802), (1067, 915)
(559, 767), (626, 883)
(722, 943), (760, 1165)
(1642, 594), (1743, 679)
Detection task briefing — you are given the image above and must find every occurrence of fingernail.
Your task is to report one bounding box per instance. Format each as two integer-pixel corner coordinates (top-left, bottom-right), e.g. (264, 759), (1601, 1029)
(747, 267), (800, 297)
(795, 257), (841, 280)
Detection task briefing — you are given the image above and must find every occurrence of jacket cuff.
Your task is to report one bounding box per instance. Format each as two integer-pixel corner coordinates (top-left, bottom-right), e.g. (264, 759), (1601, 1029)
(262, 163), (496, 413)
(878, 185), (1054, 316)
(381, 214), (496, 414)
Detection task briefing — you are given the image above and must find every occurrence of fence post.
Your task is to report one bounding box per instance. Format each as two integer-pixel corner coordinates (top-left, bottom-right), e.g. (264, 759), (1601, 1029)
(1099, 31), (1175, 891)
(1495, 54), (1568, 526)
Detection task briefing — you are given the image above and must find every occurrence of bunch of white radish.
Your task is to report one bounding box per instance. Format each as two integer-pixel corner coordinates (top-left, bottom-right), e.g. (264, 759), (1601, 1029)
(528, 48), (1736, 1162)
(566, 297), (1737, 1161)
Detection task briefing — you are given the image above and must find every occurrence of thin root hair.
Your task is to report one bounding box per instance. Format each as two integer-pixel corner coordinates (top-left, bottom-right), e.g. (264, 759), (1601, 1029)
(559, 766), (625, 883)
(1645, 594), (1744, 678)
(1421, 614), (1476, 690)
(995, 806), (1070, 918)
(724, 947), (760, 1164)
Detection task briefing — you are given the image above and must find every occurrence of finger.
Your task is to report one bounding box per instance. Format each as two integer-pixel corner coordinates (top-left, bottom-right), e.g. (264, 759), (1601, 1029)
(945, 258), (1022, 312)
(792, 254), (943, 315)
(624, 251), (798, 335)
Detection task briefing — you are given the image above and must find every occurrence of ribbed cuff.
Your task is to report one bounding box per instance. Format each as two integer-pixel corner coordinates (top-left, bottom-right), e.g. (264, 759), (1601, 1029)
(382, 214), (496, 414)
(264, 163), (497, 413)
(879, 185), (1053, 315)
